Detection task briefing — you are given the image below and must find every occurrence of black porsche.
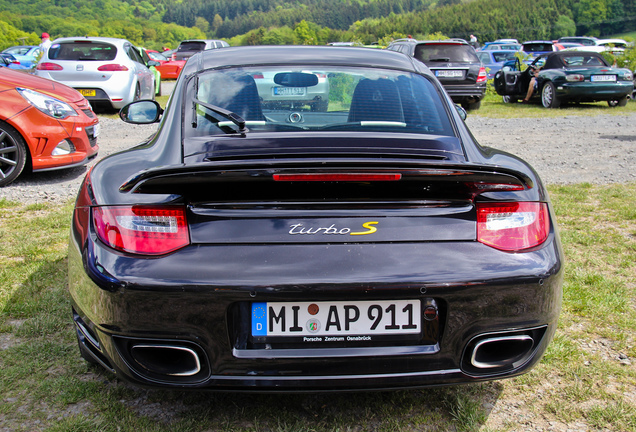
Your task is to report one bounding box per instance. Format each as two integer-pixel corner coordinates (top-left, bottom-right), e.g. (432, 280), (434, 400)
(69, 45), (563, 391)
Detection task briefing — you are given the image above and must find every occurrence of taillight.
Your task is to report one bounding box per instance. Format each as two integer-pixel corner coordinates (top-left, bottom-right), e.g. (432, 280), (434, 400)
(476, 202), (549, 251)
(93, 206), (189, 255)
(252, 73), (264, 79)
(477, 66), (488, 83)
(566, 74), (585, 82)
(273, 173), (402, 182)
(36, 62), (63, 71)
(97, 64), (129, 72)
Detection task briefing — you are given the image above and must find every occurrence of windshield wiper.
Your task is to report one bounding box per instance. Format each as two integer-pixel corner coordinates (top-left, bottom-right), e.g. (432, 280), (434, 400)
(190, 76), (248, 135)
(192, 98), (248, 135)
(429, 57), (451, 62)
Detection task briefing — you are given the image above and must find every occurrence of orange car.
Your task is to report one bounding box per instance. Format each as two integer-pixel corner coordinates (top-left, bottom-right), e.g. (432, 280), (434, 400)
(0, 67), (99, 186)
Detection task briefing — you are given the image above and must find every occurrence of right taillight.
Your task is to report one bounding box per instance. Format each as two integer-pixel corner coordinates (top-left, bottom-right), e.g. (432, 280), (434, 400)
(93, 206), (190, 255)
(476, 202), (549, 251)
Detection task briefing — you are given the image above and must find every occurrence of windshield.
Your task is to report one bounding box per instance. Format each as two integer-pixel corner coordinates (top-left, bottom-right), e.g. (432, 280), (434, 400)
(186, 66), (455, 137)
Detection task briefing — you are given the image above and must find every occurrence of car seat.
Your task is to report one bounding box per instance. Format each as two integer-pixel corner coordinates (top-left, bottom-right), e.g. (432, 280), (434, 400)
(348, 78), (404, 123)
(208, 75), (265, 122)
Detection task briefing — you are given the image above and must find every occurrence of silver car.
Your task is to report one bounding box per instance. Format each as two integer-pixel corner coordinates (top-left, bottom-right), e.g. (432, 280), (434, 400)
(35, 37), (155, 110)
(254, 70), (330, 112)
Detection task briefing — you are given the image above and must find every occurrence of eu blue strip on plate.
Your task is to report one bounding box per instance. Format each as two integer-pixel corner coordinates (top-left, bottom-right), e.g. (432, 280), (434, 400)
(252, 302), (267, 336)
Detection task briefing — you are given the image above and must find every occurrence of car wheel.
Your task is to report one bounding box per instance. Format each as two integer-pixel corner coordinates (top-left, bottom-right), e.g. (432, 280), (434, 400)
(462, 100), (481, 111)
(541, 82), (560, 108)
(502, 96), (517, 104)
(0, 121), (28, 187)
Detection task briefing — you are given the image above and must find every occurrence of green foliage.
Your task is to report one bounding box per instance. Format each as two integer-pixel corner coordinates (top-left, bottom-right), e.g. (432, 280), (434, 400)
(0, 0), (203, 51)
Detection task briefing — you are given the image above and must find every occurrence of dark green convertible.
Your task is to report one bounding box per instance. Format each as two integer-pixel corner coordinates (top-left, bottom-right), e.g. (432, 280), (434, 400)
(494, 51), (634, 108)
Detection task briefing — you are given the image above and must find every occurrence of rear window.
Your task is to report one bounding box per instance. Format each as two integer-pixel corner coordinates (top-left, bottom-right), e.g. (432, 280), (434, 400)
(48, 42), (117, 61)
(178, 42), (207, 51)
(561, 54), (608, 67)
(523, 43), (553, 53)
(414, 44), (479, 63)
(186, 65), (456, 139)
(492, 52), (517, 62)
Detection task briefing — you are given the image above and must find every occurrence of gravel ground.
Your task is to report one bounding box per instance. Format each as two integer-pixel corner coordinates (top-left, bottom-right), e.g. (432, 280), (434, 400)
(1, 88), (635, 205)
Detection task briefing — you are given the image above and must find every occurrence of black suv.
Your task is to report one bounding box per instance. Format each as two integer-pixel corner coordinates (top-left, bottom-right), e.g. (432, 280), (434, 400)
(387, 39), (487, 110)
(174, 39), (229, 61)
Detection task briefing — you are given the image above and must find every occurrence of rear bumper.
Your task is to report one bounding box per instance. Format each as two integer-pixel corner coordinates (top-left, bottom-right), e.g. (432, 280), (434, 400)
(556, 81), (633, 101)
(69, 231), (563, 390)
(442, 83), (487, 103)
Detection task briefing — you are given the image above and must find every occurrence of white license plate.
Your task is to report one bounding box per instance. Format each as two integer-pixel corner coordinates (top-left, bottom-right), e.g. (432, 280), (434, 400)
(273, 87), (306, 96)
(251, 300), (421, 337)
(591, 75), (616, 82)
(436, 70), (464, 78)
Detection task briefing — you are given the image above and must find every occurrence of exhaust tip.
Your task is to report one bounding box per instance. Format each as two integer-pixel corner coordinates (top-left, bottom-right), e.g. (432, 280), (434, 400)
(113, 337), (210, 384)
(131, 345), (201, 377)
(461, 326), (547, 376)
(470, 335), (534, 369)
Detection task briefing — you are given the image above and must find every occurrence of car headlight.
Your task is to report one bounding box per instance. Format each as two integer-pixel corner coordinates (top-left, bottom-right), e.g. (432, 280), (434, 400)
(17, 87), (79, 119)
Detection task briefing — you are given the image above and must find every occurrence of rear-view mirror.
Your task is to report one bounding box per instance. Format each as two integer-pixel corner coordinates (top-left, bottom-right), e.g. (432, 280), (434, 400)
(274, 72), (319, 87)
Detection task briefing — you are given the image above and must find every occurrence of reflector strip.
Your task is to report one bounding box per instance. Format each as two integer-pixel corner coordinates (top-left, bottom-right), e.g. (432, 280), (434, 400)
(273, 173), (402, 182)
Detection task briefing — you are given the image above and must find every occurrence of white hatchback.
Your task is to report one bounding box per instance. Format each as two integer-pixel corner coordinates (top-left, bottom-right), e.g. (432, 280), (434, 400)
(35, 37), (155, 110)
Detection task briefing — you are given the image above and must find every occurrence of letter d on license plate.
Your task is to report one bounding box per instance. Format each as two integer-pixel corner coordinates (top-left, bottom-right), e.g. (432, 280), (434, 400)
(252, 300), (421, 338)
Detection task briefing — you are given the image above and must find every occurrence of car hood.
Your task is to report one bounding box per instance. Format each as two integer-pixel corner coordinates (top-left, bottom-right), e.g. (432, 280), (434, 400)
(0, 67), (84, 103)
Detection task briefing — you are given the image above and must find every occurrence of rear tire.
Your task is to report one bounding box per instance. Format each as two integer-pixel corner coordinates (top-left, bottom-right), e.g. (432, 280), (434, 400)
(541, 82), (560, 108)
(465, 100), (481, 111)
(0, 121), (27, 187)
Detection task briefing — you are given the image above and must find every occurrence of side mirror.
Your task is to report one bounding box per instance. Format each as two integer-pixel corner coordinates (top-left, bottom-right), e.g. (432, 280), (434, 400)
(455, 104), (467, 120)
(120, 100), (163, 124)
(147, 60), (160, 67)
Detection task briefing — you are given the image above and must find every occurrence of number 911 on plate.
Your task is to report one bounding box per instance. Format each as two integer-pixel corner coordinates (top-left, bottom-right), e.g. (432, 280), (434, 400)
(251, 300), (421, 338)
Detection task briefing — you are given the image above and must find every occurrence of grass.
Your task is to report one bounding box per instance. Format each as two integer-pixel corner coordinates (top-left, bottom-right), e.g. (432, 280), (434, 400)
(473, 89), (636, 118)
(1, 182), (635, 431)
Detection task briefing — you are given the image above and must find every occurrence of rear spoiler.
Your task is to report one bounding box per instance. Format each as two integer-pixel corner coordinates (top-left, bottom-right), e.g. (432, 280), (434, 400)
(119, 158), (534, 197)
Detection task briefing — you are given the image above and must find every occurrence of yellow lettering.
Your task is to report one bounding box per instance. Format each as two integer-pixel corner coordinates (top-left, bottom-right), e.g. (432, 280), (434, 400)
(350, 221), (378, 236)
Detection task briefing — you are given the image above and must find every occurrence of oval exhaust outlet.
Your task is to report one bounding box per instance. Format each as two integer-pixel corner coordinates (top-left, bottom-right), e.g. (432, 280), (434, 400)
(471, 335), (534, 369)
(131, 345), (201, 377)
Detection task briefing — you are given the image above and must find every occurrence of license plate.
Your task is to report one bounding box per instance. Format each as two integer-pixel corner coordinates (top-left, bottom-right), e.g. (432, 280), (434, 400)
(79, 89), (96, 97)
(273, 87), (306, 96)
(436, 70), (464, 78)
(92, 123), (100, 137)
(591, 75), (616, 82)
(251, 300), (421, 339)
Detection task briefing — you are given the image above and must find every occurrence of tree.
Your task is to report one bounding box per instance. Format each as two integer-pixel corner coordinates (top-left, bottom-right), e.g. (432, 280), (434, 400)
(552, 14), (576, 38)
(195, 16), (210, 35)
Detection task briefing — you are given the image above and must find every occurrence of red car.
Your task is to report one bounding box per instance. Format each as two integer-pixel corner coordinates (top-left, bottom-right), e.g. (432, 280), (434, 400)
(154, 58), (185, 80)
(0, 67), (99, 186)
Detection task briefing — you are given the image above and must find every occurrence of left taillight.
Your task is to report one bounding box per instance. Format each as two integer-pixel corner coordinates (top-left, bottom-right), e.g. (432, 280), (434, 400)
(93, 206), (190, 255)
(476, 202), (549, 251)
